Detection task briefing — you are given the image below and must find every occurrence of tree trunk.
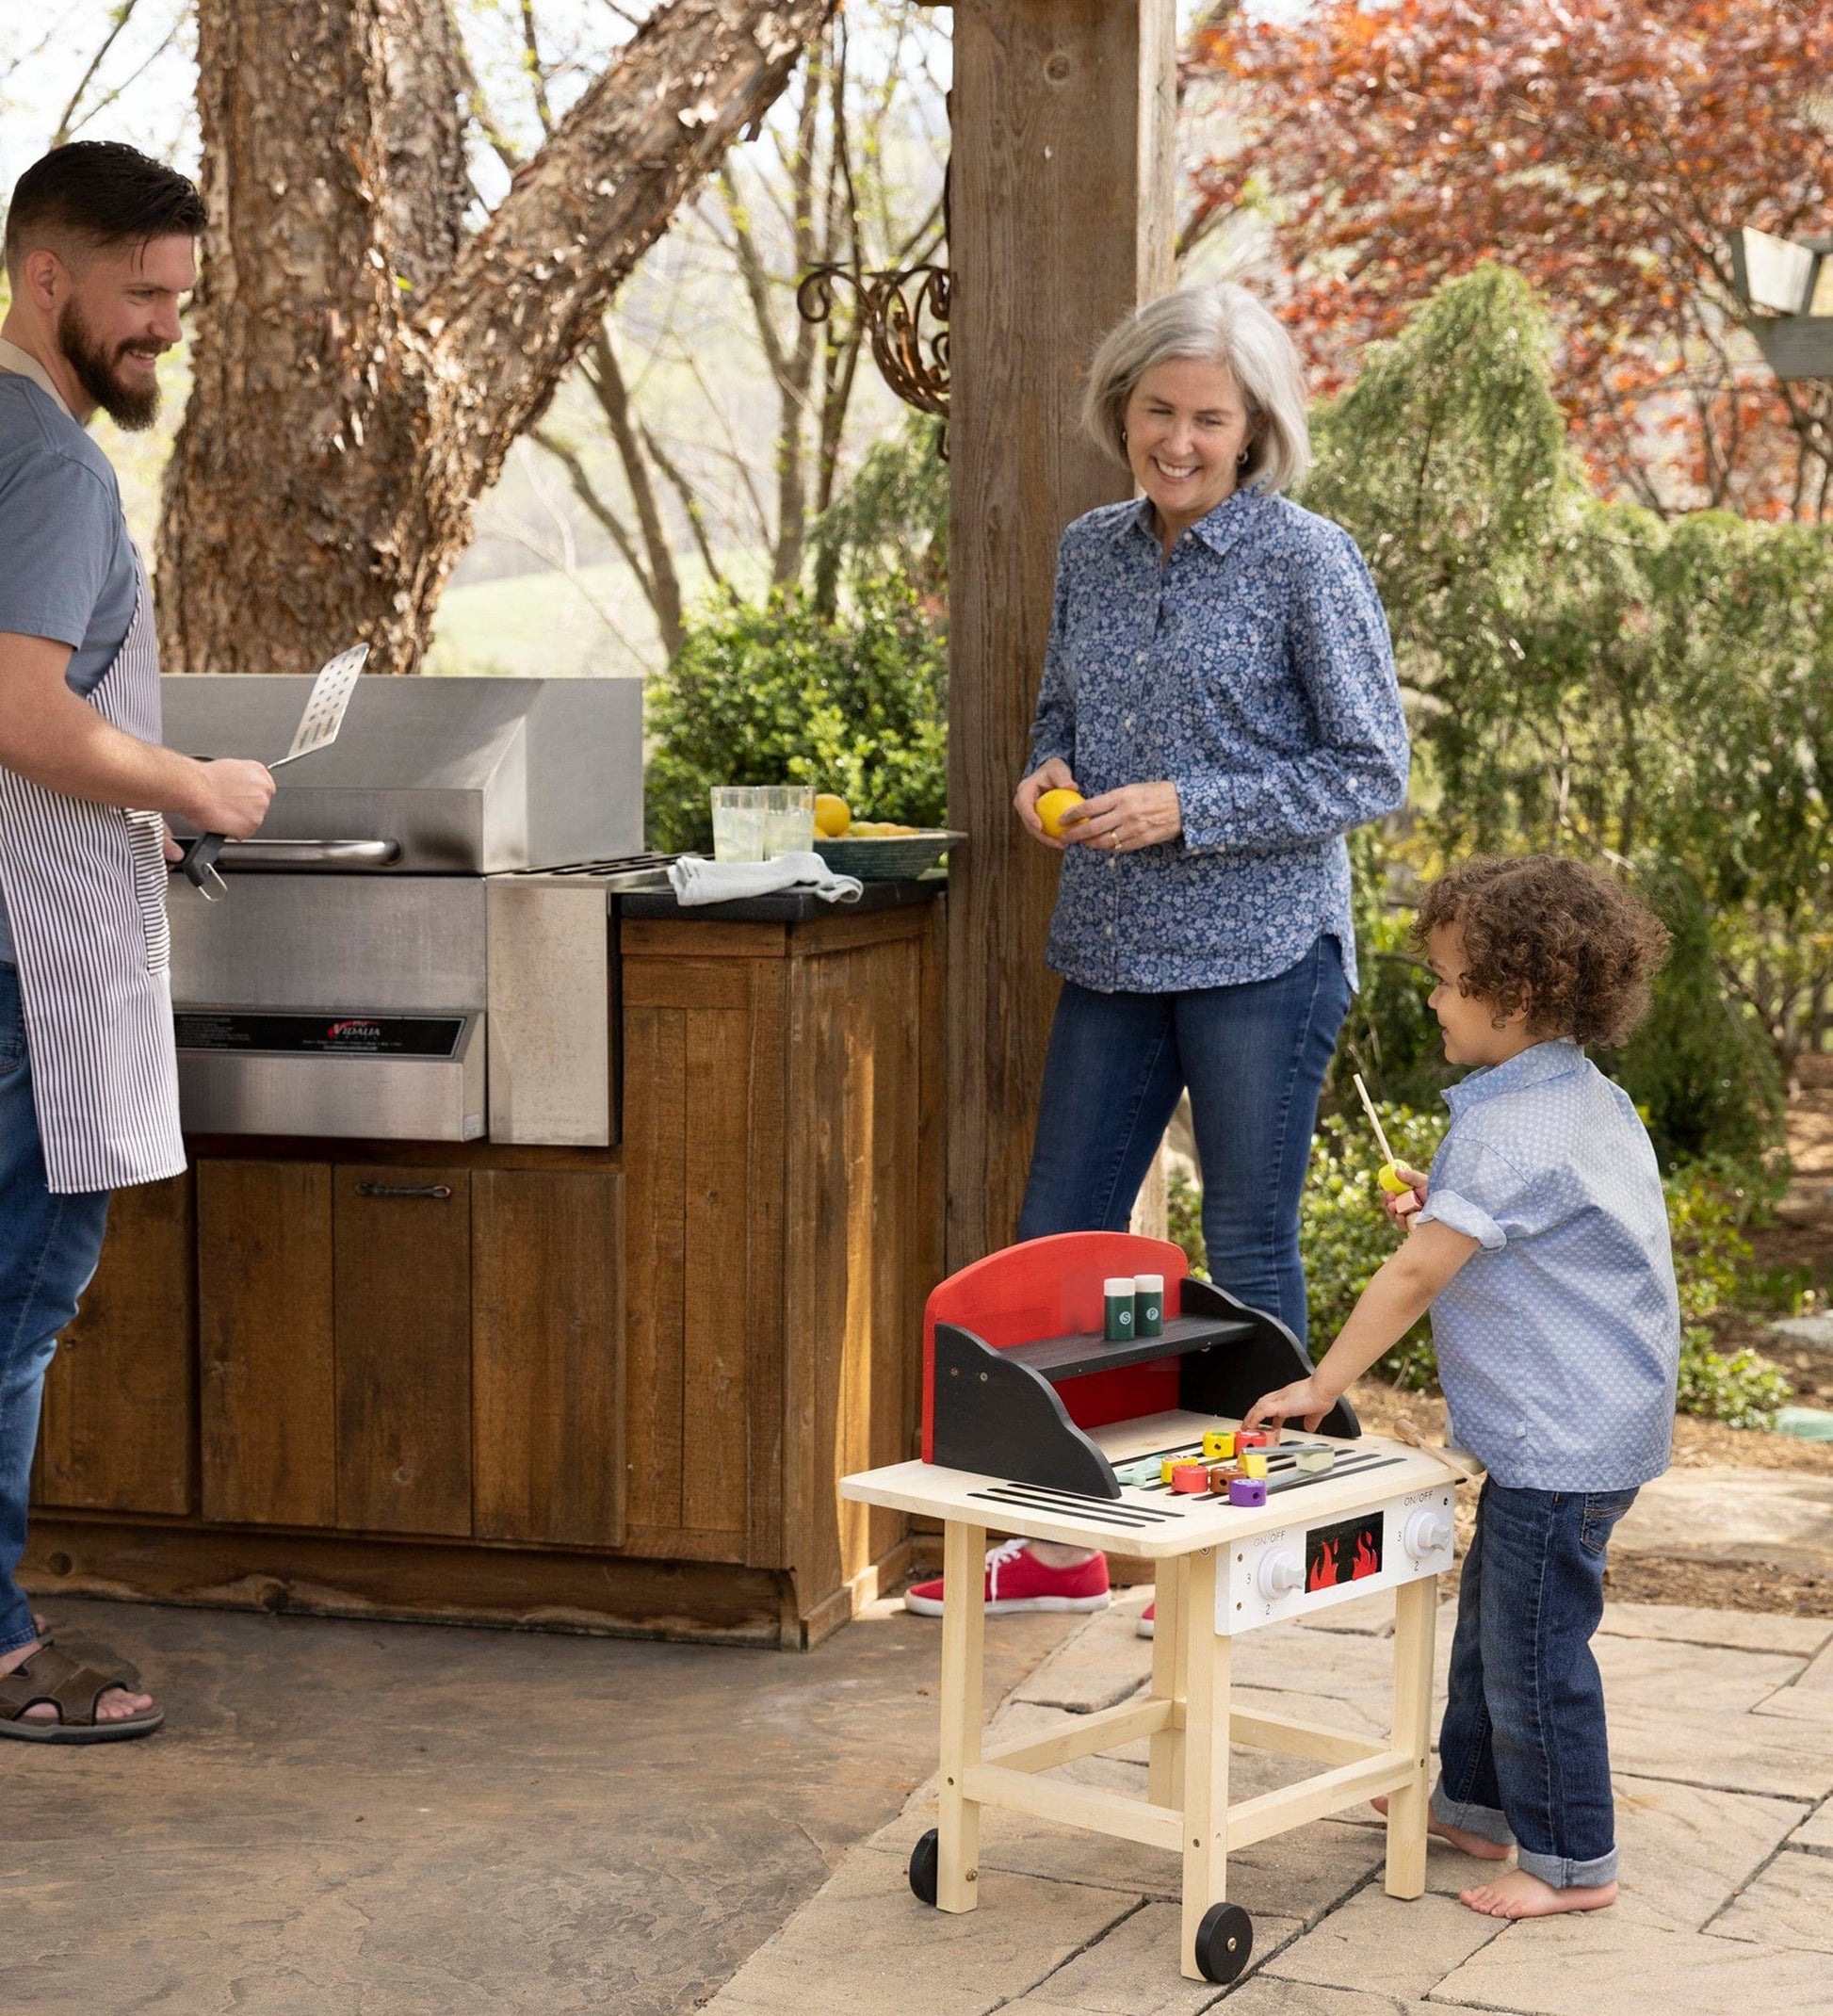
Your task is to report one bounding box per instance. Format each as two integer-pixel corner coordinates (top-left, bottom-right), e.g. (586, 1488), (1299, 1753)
(159, 0), (832, 675)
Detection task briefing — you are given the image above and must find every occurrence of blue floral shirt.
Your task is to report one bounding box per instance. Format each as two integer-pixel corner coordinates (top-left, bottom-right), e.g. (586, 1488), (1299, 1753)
(1415, 1040), (1681, 1491)
(1027, 485), (1408, 993)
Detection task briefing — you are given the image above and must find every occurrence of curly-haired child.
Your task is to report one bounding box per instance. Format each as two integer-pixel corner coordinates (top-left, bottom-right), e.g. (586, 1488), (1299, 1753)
(1243, 854), (1679, 1921)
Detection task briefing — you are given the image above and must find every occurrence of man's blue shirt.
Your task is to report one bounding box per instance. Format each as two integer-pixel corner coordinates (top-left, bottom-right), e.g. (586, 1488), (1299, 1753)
(1415, 1039), (1681, 1490)
(0, 370), (138, 965)
(1028, 484), (1408, 994)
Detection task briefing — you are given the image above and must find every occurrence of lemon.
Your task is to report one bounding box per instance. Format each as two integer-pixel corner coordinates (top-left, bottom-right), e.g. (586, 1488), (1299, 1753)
(814, 792), (852, 837)
(1376, 1162), (1414, 1195)
(1035, 787), (1085, 838)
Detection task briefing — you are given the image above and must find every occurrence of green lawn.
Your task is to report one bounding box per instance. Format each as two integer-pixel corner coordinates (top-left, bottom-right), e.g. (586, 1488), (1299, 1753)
(424, 563), (659, 679)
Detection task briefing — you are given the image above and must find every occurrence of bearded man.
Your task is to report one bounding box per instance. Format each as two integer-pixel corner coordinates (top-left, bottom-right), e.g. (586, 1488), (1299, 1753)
(0, 141), (275, 1741)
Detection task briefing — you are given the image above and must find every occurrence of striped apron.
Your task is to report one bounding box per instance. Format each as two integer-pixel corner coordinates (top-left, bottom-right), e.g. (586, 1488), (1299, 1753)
(0, 548), (186, 1194)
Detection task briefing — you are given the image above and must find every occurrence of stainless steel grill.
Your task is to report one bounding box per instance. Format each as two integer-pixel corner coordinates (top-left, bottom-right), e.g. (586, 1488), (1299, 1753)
(162, 675), (648, 1146)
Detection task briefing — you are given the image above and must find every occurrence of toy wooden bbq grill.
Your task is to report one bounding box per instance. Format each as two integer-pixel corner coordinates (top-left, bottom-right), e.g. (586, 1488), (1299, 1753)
(842, 1232), (1473, 1985)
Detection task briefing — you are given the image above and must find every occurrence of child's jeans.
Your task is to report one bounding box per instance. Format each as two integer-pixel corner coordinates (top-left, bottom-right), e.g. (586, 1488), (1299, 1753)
(1432, 1476), (1639, 1889)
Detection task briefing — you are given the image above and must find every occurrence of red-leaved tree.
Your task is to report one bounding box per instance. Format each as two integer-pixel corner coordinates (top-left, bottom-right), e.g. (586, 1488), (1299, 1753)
(1184, 0), (1833, 520)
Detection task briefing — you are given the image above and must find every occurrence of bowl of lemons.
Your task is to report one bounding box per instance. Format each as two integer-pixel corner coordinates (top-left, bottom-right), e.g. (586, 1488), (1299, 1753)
(811, 795), (966, 881)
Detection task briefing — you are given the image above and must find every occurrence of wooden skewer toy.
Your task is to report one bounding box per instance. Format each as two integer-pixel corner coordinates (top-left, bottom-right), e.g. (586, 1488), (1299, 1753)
(1353, 1071), (1416, 1196)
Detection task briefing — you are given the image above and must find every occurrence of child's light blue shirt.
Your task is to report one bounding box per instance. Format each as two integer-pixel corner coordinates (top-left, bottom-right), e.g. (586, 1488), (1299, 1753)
(1413, 1038), (1680, 1491)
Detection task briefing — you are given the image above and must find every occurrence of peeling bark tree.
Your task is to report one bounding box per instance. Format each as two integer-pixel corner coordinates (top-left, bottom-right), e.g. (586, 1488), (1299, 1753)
(158, 0), (833, 675)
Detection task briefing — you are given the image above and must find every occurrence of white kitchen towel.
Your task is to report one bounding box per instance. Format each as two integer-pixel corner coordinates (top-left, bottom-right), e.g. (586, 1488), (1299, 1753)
(667, 850), (865, 907)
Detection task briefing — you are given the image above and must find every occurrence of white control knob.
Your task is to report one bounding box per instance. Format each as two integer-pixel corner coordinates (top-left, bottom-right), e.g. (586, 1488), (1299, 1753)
(1403, 1508), (1454, 1561)
(1257, 1549), (1305, 1600)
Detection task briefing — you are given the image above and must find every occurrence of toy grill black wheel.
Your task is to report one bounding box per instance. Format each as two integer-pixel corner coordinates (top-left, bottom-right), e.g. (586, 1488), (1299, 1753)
(908, 1828), (940, 1907)
(1194, 1901), (1253, 1984)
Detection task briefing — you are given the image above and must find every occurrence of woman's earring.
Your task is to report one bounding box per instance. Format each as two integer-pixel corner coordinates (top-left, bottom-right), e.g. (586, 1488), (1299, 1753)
(1237, 447), (1251, 467)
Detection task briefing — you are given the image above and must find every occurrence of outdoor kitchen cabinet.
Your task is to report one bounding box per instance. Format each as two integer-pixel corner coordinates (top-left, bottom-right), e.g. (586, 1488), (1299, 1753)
(27, 888), (943, 1650)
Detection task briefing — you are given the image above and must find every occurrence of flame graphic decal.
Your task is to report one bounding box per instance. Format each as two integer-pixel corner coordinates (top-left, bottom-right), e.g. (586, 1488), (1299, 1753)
(1352, 1530), (1381, 1580)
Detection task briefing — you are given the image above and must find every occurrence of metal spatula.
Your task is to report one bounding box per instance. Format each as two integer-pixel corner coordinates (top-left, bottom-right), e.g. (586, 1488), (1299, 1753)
(178, 643), (369, 902)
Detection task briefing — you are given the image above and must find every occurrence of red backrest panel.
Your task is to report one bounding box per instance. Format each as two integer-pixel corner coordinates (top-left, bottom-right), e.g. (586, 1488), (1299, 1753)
(922, 1232), (1192, 1459)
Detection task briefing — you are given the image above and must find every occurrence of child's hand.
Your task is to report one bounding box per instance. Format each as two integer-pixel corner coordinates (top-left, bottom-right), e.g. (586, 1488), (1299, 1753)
(1385, 1165), (1429, 1230)
(1240, 1376), (1335, 1439)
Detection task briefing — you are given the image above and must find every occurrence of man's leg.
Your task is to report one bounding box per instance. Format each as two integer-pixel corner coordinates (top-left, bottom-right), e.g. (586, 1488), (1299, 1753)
(0, 963), (143, 1722)
(1458, 1484), (1629, 1917)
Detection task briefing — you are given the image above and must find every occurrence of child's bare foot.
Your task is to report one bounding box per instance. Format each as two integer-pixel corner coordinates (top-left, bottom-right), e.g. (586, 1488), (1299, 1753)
(1460, 1869), (1617, 1918)
(1370, 1796), (1512, 1862)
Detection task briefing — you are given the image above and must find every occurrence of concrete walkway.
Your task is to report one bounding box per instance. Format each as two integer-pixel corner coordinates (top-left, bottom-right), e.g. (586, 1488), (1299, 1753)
(706, 1585), (1833, 2015)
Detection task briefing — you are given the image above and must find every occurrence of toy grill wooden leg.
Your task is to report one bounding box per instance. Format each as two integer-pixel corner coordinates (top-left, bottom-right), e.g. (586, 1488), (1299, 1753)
(1146, 1557), (1187, 1811)
(1383, 1573), (1437, 1899)
(937, 1519), (987, 1912)
(1177, 1547), (1232, 1981)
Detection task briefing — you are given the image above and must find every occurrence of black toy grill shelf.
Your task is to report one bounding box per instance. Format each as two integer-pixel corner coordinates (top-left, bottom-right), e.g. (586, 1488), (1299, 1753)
(930, 1276), (1360, 1500)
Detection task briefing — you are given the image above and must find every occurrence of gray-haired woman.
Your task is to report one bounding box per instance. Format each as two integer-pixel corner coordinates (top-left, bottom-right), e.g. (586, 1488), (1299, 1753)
(908, 284), (1408, 1628)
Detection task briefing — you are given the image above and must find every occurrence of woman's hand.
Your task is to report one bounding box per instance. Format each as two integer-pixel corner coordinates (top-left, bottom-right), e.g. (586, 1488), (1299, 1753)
(1059, 780), (1182, 854)
(1385, 1166), (1429, 1231)
(1014, 758), (1079, 851)
(1240, 1374), (1337, 1439)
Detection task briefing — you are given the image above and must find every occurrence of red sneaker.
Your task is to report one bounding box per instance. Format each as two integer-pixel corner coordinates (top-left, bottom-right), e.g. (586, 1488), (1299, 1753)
(904, 1539), (1111, 1618)
(1137, 1601), (1155, 1639)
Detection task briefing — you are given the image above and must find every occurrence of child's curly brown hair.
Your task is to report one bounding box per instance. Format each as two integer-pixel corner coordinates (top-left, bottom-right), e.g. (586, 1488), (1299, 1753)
(1410, 854), (1671, 1048)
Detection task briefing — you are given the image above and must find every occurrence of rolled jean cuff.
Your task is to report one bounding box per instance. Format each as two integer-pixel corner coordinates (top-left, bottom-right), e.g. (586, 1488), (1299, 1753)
(0, 1605), (40, 1658)
(1517, 1843), (1619, 1889)
(1431, 1779), (1516, 1848)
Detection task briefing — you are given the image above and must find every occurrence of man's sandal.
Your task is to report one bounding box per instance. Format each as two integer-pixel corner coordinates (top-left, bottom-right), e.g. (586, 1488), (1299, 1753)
(0, 1643), (163, 1743)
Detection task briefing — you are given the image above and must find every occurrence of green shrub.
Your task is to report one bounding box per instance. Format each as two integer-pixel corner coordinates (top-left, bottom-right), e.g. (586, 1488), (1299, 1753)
(1675, 1327), (1792, 1430)
(643, 577), (947, 854)
(1300, 1105), (1449, 1388)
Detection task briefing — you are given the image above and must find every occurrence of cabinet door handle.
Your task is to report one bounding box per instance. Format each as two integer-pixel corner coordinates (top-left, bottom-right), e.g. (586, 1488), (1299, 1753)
(354, 1181), (454, 1200)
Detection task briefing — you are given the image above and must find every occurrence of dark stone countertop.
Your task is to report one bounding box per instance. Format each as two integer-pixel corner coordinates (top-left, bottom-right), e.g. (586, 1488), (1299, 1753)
(617, 875), (945, 924)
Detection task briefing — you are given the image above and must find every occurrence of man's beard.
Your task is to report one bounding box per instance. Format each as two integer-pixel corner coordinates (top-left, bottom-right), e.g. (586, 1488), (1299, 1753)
(56, 301), (163, 431)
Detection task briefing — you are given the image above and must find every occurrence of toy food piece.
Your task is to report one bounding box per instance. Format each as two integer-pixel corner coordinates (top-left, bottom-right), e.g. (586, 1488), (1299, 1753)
(1127, 1460), (1162, 1488)
(1240, 1450), (1269, 1479)
(1377, 1161), (1414, 1195)
(1034, 788), (1086, 839)
(1234, 1429), (1271, 1450)
(1160, 1458), (1181, 1486)
(1171, 1461), (1209, 1494)
(1294, 1446), (1335, 1474)
(813, 793), (852, 837)
(1207, 1462), (1240, 1493)
(1228, 1477), (1268, 1507)
(1103, 1276), (1137, 1341)
(1133, 1273), (1164, 1339)
(1202, 1429), (1236, 1462)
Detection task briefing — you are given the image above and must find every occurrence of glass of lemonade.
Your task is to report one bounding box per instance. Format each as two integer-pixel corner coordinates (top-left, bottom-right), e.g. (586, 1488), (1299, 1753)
(759, 785), (815, 858)
(710, 786), (814, 862)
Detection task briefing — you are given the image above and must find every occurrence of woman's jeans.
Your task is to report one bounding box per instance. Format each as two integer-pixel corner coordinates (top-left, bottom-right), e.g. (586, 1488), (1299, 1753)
(1434, 1478), (1638, 1888)
(1016, 935), (1351, 1341)
(0, 964), (111, 1655)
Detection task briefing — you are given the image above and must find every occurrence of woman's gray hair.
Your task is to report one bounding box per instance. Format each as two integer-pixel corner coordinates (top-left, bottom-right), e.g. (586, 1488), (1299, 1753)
(1081, 284), (1311, 496)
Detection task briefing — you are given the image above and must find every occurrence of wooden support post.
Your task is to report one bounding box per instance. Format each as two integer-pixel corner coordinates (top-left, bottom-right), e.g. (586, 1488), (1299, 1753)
(936, 1519), (988, 1910)
(1146, 1552), (1186, 1809)
(1385, 1572), (1438, 1898)
(1177, 1547), (1230, 1981)
(945, 0), (1177, 1269)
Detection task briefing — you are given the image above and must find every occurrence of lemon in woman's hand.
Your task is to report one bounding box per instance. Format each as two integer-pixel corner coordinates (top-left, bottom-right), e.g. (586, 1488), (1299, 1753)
(814, 793), (852, 837)
(1035, 788), (1085, 838)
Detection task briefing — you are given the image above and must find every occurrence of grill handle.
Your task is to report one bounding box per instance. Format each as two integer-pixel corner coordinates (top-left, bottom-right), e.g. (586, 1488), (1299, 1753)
(203, 838), (403, 869)
(354, 1181), (454, 1201)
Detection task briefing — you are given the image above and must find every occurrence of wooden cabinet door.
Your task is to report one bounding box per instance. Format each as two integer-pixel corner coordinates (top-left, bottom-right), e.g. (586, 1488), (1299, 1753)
(35, 1172), (197, 1515)
(333, 1166), (472, 1536)
(472, 1169), (622, 1546)
(199, 1160), (335, 1526)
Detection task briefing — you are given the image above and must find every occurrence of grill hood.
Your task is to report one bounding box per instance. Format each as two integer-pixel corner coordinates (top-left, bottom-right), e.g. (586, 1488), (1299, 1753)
(160, 674), (644, 874)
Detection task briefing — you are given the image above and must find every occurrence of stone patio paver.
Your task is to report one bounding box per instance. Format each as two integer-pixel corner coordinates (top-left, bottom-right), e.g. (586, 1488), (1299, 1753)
(1430, 1917), (1833, 2016)
(1613, 1468), (1833, 1578)
(1258, 1888), (1502, 2001)
(1705, 1846), (1833, 1950)
(1214, 1987), (1426, 2015)
(1596, 1601), (1833, 1659)
(1789, 1799), (1833, 1853)
(1001, 1901), (1302, 2014)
